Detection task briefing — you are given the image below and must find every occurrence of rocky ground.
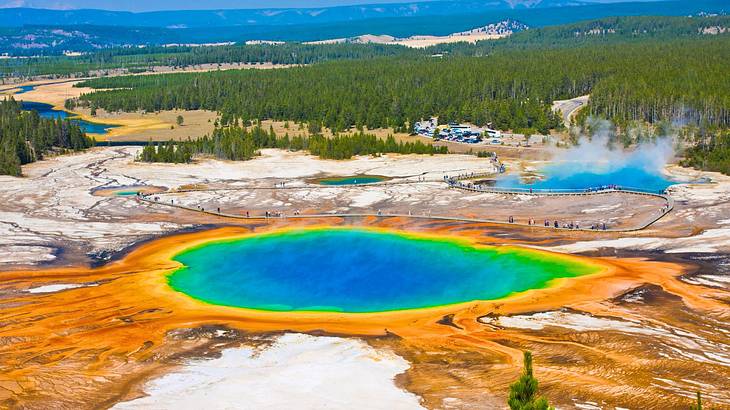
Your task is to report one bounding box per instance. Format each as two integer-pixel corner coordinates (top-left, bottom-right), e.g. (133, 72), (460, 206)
(0, 147), (674, 268)
(1, 146), (729, 409)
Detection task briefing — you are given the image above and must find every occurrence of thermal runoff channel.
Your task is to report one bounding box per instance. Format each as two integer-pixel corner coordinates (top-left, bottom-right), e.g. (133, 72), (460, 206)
(167, 228), (600, 313)
(20, 101), (118, 135)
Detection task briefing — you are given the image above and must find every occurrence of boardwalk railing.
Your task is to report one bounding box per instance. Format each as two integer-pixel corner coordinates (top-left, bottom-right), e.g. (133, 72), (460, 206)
(443, 172), (675, 231)
(136, 173), (675, 233)
(445, 176), (668, 196)
(448, 182), (669, 196)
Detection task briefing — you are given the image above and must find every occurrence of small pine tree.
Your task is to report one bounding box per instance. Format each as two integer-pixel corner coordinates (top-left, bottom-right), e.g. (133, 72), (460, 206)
(176, 115), (184, 126)
(690, 391), (702, 410)
(508, 351), (554, 410)
(0, 144), (22, 176)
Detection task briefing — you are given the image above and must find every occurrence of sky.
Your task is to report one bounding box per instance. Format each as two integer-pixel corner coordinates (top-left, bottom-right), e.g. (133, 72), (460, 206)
(0, 0), (632, 12)
(0, 0), (443, 11)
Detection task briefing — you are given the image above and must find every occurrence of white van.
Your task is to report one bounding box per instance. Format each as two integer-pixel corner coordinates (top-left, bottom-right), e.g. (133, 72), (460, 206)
(485, 128), (502, 138)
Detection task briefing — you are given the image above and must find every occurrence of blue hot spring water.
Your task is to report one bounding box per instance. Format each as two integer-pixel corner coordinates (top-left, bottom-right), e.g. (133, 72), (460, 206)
(495, 162), (675, 192)
(167, 228), (598, 313)
(317, 176), (388, 185)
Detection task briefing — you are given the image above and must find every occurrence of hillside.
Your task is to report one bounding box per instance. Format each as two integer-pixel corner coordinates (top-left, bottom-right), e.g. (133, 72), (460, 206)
(73, 36), (730, 134)
(0, 0), (726, 55)
(0, 0), (613, 28)
(2, 14), (727, 77)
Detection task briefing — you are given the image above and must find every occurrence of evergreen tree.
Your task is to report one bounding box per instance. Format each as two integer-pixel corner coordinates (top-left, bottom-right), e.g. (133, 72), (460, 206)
(0, 98), (93, 176)
(4, 15), (727, 76)
(136, 125), (447, 164)
(508, 352), (554, 410)
(690, 391), (702, 410)
(75, 35), (729, 134)
(0, 143), (21, 176)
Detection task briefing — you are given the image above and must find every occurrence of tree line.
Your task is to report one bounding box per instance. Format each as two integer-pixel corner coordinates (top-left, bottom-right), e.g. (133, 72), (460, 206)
(0, 98), (93, 176)
(0, 43), (419, 78)
(76, 53), (570, 134)
(75, 35), (729, 134)
(139, 125), (447, 163)
(3, 14), (726, 79)
(433, 15), (730, 55)
(681, 131), (730, 176)
(585, 39), (729, 129)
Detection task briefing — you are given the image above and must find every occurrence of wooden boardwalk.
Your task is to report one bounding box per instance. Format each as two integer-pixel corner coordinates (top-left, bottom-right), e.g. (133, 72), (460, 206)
(136, 176), (674, 233)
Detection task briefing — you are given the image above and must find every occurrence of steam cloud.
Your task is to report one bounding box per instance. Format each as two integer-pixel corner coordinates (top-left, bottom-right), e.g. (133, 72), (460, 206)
(554, 117), (676, 175)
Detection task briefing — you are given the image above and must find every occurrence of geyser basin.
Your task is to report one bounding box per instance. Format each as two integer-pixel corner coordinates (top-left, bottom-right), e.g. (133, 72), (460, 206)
(168, 228), (600, 313)
(495, 162), (675, 192)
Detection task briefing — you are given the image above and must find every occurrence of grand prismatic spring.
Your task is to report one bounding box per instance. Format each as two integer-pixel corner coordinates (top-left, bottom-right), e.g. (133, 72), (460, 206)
(167, 228), (600, 313)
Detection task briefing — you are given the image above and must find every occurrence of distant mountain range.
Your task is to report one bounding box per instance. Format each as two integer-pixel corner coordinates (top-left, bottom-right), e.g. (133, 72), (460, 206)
(0, 0), (677, 28)
(0, 0), (659, 13)
(0, 0), (726, 55)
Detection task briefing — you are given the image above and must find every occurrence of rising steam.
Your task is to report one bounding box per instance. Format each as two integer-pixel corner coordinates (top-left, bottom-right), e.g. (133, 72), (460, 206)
(556, 117), (676, 175)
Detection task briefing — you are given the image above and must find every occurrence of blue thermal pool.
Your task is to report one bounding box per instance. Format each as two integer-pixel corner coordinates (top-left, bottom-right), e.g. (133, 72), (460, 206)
(167, 228), (600, 313)
(15, 85), (35, 94)
(115, 190), (140, 197)
(495, 162), (676, 192)
(316, 175), (389, 185)
(90, 185), (165, 197)
(21, 101), (119, 135)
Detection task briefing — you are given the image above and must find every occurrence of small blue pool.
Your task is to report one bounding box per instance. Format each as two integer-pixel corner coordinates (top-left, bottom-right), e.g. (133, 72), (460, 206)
(316, 175), (390, 185)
